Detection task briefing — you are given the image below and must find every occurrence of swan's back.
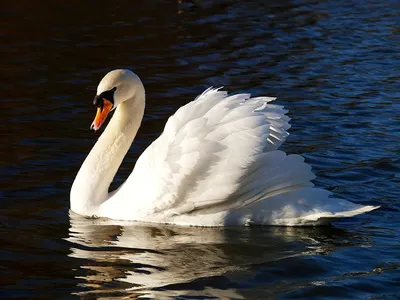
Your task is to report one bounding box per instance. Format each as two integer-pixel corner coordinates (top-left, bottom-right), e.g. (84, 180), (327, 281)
(99, 88), (378, 226)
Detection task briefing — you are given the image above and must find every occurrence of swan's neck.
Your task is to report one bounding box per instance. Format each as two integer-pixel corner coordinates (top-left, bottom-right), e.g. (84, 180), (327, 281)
(70, 94), (145, 215)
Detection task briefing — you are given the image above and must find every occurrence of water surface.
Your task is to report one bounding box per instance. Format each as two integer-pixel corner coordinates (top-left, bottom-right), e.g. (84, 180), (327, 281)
(1, 0), (399, 299)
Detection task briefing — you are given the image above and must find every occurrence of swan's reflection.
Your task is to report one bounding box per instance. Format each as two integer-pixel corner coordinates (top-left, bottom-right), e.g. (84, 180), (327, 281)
(67, 212), (356, 299)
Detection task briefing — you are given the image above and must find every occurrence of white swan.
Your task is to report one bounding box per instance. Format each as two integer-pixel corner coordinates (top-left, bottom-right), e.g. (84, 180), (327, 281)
(70, 69), (378, 226)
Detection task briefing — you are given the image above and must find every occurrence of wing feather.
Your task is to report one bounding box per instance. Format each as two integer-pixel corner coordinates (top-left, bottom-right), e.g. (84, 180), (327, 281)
(119, 88), (293, 217)
(98, 87), (378, 225)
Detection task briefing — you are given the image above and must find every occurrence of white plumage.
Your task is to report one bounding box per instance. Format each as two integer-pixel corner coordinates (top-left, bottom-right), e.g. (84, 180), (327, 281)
(70, 69), (378, 226)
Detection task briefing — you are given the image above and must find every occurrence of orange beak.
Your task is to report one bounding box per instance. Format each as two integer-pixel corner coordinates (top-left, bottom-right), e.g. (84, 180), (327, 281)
(91, 98), (113, 131)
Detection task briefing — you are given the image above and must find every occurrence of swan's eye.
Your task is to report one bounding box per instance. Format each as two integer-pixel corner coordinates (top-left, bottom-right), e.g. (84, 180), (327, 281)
(93, 87), (117, 110)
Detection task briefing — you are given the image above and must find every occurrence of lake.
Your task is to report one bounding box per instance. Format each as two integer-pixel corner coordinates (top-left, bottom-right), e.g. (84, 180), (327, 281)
(1, 0), (399, 299)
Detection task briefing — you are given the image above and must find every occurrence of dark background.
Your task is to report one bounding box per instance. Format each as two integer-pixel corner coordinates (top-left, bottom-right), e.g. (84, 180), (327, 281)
(1, 0), (399, 299)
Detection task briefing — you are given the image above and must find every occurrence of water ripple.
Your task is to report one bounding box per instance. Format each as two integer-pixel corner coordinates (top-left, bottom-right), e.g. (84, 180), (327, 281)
(1, 0), (399, 298)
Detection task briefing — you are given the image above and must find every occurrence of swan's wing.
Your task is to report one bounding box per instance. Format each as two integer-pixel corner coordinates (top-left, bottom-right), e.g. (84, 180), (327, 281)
(116, 88), (301, 214)
(101, 88), (378, 225)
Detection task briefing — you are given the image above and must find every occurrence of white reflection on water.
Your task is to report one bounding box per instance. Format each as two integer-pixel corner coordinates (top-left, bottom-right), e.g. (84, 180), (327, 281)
(67, 212), (340, 299)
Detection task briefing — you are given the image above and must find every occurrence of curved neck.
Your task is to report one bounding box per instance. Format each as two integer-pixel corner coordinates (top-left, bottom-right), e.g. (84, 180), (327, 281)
(71, 93), (145, 215)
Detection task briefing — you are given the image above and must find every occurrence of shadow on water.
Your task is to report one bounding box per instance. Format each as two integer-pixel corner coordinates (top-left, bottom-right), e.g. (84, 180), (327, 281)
(67, 212), (371, 299)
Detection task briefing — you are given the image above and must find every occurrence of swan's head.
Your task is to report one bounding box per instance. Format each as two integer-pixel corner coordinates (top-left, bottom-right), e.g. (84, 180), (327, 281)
(91, 69), (144, 131)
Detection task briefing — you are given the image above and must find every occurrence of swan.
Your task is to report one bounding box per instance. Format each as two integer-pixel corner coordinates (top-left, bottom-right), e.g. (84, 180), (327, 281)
(70, 69), (378, 226)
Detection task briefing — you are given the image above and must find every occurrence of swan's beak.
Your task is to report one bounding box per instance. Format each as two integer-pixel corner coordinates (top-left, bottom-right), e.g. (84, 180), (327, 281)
(91, 99), (113, 131)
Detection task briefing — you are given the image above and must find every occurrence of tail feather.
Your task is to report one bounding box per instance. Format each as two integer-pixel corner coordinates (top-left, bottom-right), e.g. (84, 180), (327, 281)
(224, 187), (379, 226)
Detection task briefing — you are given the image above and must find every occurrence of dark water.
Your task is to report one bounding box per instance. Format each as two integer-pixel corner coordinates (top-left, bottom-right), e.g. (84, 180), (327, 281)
(1, 0), (399, 298)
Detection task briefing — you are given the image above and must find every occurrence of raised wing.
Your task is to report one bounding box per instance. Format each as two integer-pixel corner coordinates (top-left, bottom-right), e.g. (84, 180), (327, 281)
(111, 88), (309, 218)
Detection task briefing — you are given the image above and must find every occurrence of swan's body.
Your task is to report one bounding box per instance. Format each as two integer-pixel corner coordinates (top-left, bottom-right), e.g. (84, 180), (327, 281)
(70, 69), (378, 226)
